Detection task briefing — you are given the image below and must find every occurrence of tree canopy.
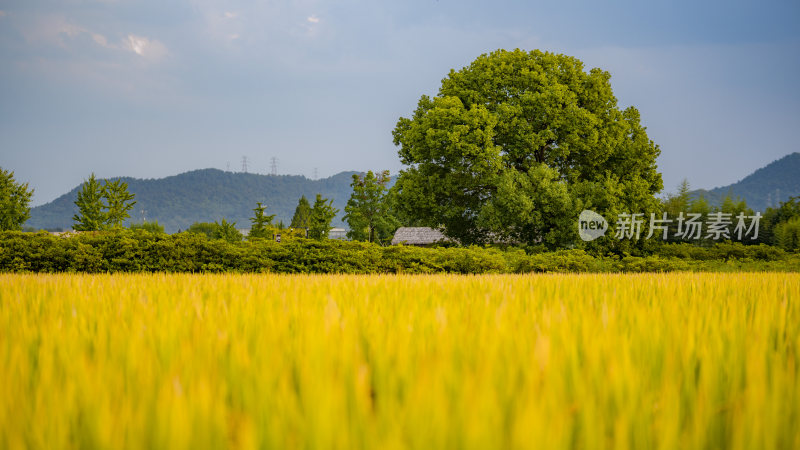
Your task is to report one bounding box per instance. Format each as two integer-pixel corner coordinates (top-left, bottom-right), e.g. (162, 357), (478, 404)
(0, 167), (34, 231)
(214, 218), (243, 243)
(104, 179), (137, 228)
(308, 194), (338, 240)
(248, 202), (276, 239)
(72, 174), (107, 231)
(72, 174), (137, 231)
(344, 170), (399, 244)
(391, 49), (663, 248)
(290, 195), (312, 229)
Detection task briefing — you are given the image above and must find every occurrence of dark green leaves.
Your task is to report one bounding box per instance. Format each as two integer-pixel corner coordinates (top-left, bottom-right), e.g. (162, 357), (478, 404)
(0, 167), (34, 231)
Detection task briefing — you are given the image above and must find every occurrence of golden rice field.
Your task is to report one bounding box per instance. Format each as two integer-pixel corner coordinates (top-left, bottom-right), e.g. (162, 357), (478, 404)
(1, 273), (798, 449)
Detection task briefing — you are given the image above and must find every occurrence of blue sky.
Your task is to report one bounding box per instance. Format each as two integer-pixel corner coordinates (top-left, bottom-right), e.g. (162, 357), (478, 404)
(1, 0), (798, 206)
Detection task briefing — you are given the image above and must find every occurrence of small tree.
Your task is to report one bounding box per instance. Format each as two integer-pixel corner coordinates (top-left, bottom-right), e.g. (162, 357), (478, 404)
(661, 179), (692, 243)
(73, 173), (106, 231)
(104, 179), (137, 228)
(662, 179), (691, 216)
(73, 174), (137, 231)
(290, 195), (312, 229)
(0, 167), (34, 231)
(213, 218), (243, 243)
(248, 202), (276, 239)
(344, 170), (398, 243)
(308, 194), (338, 239)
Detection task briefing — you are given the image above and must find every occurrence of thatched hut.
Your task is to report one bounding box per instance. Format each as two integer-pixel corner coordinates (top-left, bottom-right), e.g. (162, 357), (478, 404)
(390, 227), (453, 246)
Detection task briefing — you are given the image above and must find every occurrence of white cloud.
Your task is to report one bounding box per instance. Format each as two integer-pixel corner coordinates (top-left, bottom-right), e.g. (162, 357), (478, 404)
(92, 33), (110, 48)
(223, 11), (238, 19)
(307, 15), (319, 24)
(124, 34), (168, 60)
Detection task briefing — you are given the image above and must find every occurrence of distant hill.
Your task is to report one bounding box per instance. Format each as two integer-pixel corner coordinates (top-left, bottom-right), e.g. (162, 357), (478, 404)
(690, 152), (800, 212)
(26, 169), (363, 233)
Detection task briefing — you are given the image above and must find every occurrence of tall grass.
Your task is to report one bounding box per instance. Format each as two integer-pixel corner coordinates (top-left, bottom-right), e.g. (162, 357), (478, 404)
(1, 273), (798, 449)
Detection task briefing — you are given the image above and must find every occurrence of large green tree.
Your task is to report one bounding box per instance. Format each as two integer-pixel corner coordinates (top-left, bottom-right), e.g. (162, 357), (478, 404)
(308, 194), (338, 240)
(344, 170), (399, 243)
(0, 167), (34, 231)
(392, 49), (663, 248)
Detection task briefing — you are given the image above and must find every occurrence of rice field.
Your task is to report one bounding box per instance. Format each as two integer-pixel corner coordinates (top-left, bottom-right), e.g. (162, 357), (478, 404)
(0, 273), (798, 449)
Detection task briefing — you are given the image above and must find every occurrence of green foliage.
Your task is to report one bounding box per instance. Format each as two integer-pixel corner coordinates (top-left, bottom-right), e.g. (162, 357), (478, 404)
(104, 179), (137, 228)
(213, 219), (243, 243)
(478, 164), (575, 248)
(248, 202), (275, 239)
(0, 167), (34, 231)
(344, 170), (399, 244)
(1, 232), (797, 274)
(661, 179), (692, 241)
(129, 221), (165, 234)
(186, 222), (217, 239)
(308, 194), (339, 240)
(72, 174), (107, 231)
(774, 217), (800, 252)
(72, 174), (137, 231)
(290, 195), (312, 229)
(186, 219), (244, 243)
(392, 49), (662, 249)
(752, 196), (800, 247)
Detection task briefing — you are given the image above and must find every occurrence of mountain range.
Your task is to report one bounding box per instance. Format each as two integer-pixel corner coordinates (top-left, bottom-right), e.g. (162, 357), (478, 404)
(688, 152), (800, 211)
(26, 169), (360, 233)
(25, 153), (800, 233)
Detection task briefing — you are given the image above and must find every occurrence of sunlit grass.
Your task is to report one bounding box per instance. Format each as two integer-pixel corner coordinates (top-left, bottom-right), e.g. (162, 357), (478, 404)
(1, 273), (798, 449)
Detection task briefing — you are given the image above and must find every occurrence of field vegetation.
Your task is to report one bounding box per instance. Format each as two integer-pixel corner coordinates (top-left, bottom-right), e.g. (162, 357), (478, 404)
(1, 273), (798, 449)
(1, 230), (799, 274)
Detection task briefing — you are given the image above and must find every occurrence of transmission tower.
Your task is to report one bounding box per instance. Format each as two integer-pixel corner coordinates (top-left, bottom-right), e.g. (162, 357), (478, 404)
(270, 157), (278, 176)
(241, 156), (249, 173)
(313, 167), (319, 180)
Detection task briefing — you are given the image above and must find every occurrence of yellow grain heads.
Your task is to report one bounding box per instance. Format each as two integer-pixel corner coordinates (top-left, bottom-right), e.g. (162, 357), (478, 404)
(0, 273), (798, 449)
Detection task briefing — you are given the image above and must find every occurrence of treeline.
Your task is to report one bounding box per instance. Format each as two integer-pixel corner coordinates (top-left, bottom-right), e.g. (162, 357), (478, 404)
(661, 181), (800, 250)
(1, 230), (798, 274)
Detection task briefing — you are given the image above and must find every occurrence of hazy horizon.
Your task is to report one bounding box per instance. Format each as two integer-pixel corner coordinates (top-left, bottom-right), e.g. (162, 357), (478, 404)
(2, 0), (798, 206)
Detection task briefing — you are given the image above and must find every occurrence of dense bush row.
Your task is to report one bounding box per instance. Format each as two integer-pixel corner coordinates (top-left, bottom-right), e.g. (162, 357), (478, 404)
(1, 231), (798, 274)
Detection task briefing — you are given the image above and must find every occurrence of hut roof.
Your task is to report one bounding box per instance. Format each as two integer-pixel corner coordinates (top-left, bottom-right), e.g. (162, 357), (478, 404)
(391, 227), (452, 246)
